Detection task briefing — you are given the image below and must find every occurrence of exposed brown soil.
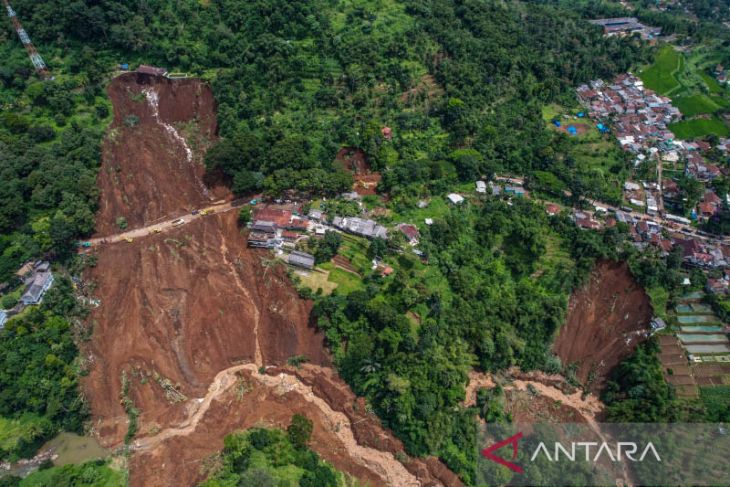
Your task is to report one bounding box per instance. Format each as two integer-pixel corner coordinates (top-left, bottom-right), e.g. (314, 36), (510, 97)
(84, 73), (458, 486)
(332, 255), (360, 275)
(335, 147), (382, 195)
(464, 370), (602, 422)
(129, 365), (458, 487)
(553, 260), (653, 392)
(401, 74), (444, 104)
(94, 73), (227, 237)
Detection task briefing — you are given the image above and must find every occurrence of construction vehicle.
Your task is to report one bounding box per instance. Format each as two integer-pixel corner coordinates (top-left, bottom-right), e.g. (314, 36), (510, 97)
(3, 0), (51, 79)
(153, 228), (162, 234)
(124, 237), (134, 243)
(200, 209), (211, 216)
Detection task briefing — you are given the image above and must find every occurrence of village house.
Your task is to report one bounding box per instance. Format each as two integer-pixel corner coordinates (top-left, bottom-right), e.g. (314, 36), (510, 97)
(397, 224), (420, 246)
(504, 185), (527, 197)
(307, 209), (324, 222)
(707, 278), (729, 295)
(545, 203), (561, 216)
(476, 181), (487, 193)
(287, 251), (315, 270)
(332, 216), (387, 239)
(589, 17), (661, 39)
(20, 262), (54, 306)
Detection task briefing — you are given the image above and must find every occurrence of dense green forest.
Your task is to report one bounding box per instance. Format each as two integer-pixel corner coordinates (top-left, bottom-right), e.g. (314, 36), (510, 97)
(0, 278), (88, 461)
(313, 199), (624, 482)
(201, 417), (342, 486)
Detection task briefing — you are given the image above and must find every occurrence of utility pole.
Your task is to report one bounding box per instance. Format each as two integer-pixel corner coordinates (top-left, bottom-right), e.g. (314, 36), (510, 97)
(3, 0), (51, 79)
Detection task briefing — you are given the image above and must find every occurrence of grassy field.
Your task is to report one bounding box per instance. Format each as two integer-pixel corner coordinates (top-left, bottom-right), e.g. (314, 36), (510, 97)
(294, 268), (338, 295)
(673, 94), (724, 117)
(669, 116), (730, 138)
(389, 196), (451, 229)
(319, 262), (364, 294)
(646, 286), (670, 320)
(640, 45), (683, 95)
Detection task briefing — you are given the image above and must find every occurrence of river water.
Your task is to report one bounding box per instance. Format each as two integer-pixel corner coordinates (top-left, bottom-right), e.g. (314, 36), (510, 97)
(1, 433), (108, 478)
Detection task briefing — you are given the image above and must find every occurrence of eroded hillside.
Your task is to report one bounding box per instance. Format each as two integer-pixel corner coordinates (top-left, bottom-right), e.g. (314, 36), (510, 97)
(553, 260), (653, 391)
(83, 73), (456, 486)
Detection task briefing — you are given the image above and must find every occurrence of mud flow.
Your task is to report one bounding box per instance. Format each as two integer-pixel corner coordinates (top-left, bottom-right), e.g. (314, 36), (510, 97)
(84, 73), (456, 486)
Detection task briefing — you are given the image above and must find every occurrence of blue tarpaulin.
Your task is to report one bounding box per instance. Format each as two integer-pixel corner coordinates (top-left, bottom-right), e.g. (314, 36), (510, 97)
(552, 119), (561, 127)
(577, 112), (585, 118)
(567, 126), (578, 135)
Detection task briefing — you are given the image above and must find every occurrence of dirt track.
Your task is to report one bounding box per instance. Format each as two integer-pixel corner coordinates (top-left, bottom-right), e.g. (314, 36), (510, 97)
(553, 260), (652, 392)
(84, 73), (457, 486)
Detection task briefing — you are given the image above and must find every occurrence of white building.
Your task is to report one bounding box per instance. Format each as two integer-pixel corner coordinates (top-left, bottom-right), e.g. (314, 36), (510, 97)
(447, 193), (465, 204)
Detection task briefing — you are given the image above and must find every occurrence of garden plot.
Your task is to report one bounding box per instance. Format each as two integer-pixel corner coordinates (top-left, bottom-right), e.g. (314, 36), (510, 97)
(685, 344), (730, 354)
(680, 325), (724, 333)
(678, 334), (729, 343)
(677, 315), (720, 324)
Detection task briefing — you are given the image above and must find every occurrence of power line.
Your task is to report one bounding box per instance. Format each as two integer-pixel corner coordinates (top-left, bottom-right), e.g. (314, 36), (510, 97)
(3, 0), (51, 79)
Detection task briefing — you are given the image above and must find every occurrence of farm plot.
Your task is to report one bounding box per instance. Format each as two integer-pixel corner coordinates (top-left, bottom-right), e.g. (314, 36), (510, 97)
(678, 334), (729, 343)
(680, 325), (724, 333)
(673, 94), (724, 117)
(685, 344), (730, 354)
(640, 46), (683, 95)
(669, 117), (730, 139)
(677, 314), (720, 324)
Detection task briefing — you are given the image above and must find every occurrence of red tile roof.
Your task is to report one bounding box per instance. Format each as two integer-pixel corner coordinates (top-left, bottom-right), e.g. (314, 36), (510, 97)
(253, 207), (292, 227)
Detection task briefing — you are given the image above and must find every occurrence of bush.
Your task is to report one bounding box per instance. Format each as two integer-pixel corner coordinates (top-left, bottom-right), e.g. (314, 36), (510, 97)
(287, 414), (313, 448)
(1, 294), (18, 309)
(238, 206), (252, 226)
(123, 115), (139, 127)
(28, 125), (56, 142)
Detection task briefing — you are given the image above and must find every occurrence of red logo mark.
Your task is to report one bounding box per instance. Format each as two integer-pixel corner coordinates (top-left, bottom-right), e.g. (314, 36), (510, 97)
(481, 431), (524, 474)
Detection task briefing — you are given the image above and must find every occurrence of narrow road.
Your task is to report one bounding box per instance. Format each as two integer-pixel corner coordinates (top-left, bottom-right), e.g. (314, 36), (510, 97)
(83, 199), (243, 247)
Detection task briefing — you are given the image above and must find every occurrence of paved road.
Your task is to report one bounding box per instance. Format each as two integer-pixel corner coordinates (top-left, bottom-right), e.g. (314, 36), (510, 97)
(84, 200), (241, 247)
(584, 196), (728, 245)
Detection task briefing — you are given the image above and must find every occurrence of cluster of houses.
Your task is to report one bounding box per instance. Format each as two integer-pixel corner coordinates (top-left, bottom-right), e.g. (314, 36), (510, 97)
(0, 261), (54, 329)
(247, 206), (310, 250)
(246, 202), (419, 272)
(589, 17), (662, 40)
(579, 73), (728, 222)
(577, 73), (681, 157)
(331, 216), (388, 239)
(621, 208), (730, 270)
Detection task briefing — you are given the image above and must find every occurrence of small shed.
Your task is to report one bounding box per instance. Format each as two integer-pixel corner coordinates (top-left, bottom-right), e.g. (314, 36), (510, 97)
(447, 193), (464, 205)
(475, 181), (487, 193)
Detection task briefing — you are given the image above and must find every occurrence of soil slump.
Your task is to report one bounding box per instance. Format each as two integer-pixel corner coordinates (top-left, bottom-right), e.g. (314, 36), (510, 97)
(553, 260), (653, 391)
(94, 73), (225, 237)
(84, 74), (457, 486)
